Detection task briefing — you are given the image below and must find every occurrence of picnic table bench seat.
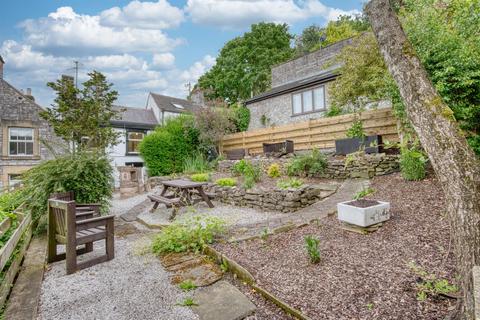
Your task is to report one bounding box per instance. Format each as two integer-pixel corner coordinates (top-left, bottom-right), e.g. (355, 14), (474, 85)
(148, 194), (181, 210)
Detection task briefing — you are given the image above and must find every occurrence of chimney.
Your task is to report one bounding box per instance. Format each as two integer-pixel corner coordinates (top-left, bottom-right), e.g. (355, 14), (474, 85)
(25, 88), (35, 101)
(0, 55), (4, 79)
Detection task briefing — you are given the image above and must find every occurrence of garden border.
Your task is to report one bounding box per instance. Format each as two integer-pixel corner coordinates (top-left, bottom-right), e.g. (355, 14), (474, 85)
(204, 245), (312, 320)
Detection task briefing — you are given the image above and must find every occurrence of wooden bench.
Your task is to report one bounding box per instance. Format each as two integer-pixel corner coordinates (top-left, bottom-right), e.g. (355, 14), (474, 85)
(147, 194), (181, 219)
(47, 199), (114, 275)
(50, 191), (101, 216)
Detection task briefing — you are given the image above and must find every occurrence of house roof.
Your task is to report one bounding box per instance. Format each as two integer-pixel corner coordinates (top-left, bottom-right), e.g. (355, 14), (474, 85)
(110, 105), (158, 130)
(0, 78), (45, 113)
(245, 68), (338, 105)
(149, 92), (200, 113)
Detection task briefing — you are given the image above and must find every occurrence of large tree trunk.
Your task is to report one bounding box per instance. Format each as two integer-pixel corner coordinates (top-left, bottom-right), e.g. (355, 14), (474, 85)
(365, 0), (480, 318)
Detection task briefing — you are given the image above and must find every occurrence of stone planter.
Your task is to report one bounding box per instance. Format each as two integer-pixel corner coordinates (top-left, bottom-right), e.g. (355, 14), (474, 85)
(337, 200), (390, 227)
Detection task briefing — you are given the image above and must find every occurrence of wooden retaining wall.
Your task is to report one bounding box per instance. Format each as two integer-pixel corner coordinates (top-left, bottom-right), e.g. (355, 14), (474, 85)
(0, 205), (33, 309)
(220, 108), (399, 155)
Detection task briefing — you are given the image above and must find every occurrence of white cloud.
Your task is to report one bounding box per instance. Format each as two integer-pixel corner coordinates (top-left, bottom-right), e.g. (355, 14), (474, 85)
(86, 54), (145, 70)
(20, 7), (182, 54)
(152, 53), (176, 69)
(185, 0), (359, 28)
(100, 0), (184, 29)
(180, 55), (216, 83)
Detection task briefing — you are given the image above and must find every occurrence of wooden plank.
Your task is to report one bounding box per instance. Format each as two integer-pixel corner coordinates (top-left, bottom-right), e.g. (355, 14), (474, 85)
(0, 212), (32, 271)
(0, 221), (32, 308)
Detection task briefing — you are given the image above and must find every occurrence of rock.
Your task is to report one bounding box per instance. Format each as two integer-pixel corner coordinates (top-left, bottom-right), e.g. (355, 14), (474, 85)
(170, 257), (223, 287)
(192, 281), (256, 320)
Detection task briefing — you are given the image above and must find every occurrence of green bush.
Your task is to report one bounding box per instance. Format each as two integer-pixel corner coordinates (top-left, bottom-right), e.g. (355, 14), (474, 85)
(183, 153), (211, 174)
(231, 159), (261, 188)
(232, 159), (249, 176)
(0, 190), (24, 218)
(140, 115), (199, 176)
(286, 149), (327, 177)
(400, 147), (427, 181)
(152, 215), (225, 254)
(21, 151), (113, 220)
(267, 163), (281, 178)
(346, 119), (366, 138)
(190, 173), (210, 182)
(230, 105), (251, 132)
(325, 105), (344, 117)
(215, 178), (237, 187)
(277, 178), (303, 189)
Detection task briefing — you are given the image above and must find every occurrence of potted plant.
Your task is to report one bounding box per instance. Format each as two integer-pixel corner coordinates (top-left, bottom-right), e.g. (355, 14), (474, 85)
(337, 188), (390, 227)
(335, 118), (383, 155)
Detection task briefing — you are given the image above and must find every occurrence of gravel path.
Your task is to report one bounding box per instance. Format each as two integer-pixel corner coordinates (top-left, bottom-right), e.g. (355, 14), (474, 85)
(37, 219), (198, 320)
(214, 173), (456, 320)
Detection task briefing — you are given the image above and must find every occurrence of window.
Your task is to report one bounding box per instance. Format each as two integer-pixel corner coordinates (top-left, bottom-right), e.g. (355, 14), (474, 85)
(292, 85), (326, 115)
(9, 127), (34, 156)
(126, 131), (145, 154)
(8, 174), (22, 187)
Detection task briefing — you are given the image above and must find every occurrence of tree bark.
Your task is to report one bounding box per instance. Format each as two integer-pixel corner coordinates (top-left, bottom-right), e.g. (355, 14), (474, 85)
(365, 0), (480, 318)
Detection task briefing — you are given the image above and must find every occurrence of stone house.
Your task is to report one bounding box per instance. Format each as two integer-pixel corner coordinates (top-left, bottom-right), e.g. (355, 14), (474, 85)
(245, 37), (391, 130)
(0, 56), (62, 189)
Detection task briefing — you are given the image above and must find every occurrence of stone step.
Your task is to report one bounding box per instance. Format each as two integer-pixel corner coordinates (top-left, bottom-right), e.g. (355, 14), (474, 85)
(192, 281), (256, 320)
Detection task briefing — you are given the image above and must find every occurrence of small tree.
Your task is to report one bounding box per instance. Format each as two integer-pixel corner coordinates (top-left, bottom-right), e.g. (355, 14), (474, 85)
(41, 71), (121, 151)
(193, 107), (236, 153)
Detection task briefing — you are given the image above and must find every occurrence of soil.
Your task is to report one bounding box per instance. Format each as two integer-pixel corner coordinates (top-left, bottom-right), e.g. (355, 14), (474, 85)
(345, 199), (381, 208)
(214, 172), (457, 320)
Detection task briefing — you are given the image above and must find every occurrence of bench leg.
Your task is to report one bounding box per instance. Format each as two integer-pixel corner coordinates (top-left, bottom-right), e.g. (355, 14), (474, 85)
(65, 242), (77, 275)
(106, 219), (115, 261)
(169, 206), (179, 221)
(85, 242), (93, 253)
(150, 201), (160, 213)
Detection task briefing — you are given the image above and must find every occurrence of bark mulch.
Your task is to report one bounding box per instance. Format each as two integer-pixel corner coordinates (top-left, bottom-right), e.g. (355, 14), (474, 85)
(214, 173), (457, 320)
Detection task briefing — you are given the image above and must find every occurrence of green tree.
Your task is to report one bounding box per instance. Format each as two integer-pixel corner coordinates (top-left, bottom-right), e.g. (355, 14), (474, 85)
(41, 71), (121, 151)
(198, 22), (294, 104)
(294, 25), (324, 56)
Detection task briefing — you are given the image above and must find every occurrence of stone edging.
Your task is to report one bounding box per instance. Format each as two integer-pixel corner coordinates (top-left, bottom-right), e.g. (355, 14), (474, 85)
(204, 245), (312, 320)
(472, 266), (480, 320)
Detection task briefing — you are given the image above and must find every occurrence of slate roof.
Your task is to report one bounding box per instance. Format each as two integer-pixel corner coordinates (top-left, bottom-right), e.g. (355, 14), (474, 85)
(245, 68), (338, 105)
(110, 105), (158, 130)
(149, 93), (200, 113)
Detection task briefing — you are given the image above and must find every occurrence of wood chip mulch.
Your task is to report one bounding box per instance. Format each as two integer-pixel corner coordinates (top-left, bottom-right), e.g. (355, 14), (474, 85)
(214, 173), (457, 320)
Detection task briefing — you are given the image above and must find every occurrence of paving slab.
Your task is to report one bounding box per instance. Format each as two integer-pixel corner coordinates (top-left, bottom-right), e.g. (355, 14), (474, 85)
(192, 281), (256, 320)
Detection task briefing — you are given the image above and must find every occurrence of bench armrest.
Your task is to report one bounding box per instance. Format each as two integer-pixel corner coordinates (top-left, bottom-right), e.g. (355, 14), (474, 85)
(76, 215), (114, 232)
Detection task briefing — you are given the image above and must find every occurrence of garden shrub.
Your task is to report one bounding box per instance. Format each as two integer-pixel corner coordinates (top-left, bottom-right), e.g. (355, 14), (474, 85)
(400, 146), (427, 181)
(0, 190), (24, 218)
(21, 151), (113, 220)
(151, 215), (225, 254)
(277, 178), (303, 190)
(286, 149), (327, 177)
(215, 178), (237, 187)
(140, 115), (199, 176)
(346, 119), (366, 138)
(231, 159), (262, 188)
(304, 235), (320, 264)
(267, 163), (281, 178)
(230, 105), (250, 132)
(190, 173), (210, 182)
(183, 152), (211, 174)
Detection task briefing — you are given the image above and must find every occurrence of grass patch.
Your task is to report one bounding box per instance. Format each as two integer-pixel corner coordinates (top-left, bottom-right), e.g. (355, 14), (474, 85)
(190, 173), (210, 182)
(215, 178), (237, 187)
(177, 297), (198, 306)
(277, 177), (303, 189)
(179, 280), (197, 292)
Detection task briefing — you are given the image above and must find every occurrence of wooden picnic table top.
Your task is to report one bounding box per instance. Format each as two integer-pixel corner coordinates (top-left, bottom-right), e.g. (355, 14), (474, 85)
(161, 179), (207, 189)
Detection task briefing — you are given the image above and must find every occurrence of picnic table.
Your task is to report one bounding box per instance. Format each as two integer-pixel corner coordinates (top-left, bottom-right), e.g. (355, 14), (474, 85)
(148, 179), (215, 219)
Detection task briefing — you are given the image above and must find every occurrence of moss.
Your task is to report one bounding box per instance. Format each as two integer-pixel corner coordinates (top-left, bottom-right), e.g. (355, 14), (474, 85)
(441, 106), (456, 121)
(402, 41), (416, 57)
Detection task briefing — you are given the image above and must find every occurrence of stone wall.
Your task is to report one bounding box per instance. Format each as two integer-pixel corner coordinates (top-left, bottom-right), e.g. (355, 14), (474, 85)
(218, 153), (400, 180)
(207, 183), (338, 213)
(246, 82), (331, 130)
(271, 38), (354, 87)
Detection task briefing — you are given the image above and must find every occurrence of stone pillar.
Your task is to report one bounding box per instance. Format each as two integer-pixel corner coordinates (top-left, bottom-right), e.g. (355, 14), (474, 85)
(118, 166), (144, 198)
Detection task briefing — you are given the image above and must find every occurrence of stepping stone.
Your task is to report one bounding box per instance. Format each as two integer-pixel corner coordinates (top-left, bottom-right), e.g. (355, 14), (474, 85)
(170, 258), (223, 287)
(136, 210), (171, 228)
(160, 252), (197, 268)
(192, 281), (256, 320)
(120, 199), (151, 222)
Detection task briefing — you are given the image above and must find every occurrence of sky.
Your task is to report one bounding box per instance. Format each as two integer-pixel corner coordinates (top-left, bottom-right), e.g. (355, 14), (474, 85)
(0, 0), (365, 108)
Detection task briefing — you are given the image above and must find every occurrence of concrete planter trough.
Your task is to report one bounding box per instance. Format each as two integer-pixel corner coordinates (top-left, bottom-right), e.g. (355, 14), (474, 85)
(337, 200), (390, 227)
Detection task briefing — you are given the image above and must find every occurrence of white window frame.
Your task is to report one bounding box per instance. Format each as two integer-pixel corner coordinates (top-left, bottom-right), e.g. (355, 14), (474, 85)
(8, 127), (34, 156)
(291, 85), (326, 116)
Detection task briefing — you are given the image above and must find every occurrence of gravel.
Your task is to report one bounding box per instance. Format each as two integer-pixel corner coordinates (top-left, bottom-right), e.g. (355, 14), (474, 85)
(214, 173), (457, 320)
(37, 225), (199, 320)
(110, 192), (152, 217)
